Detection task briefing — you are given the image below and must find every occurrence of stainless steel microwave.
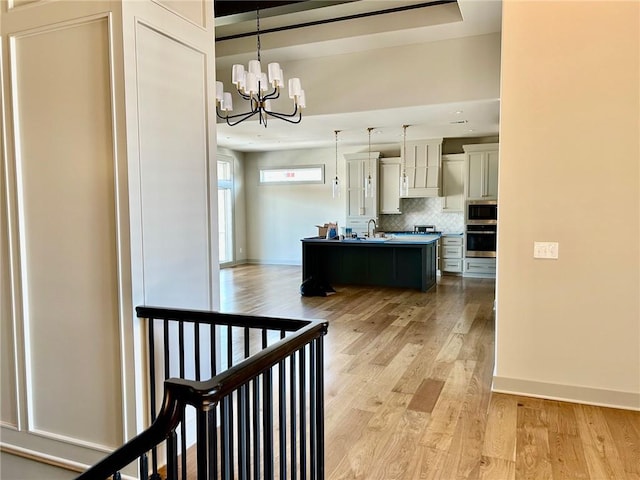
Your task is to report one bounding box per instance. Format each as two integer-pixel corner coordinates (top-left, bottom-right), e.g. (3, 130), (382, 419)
(466, 200), (497, 225)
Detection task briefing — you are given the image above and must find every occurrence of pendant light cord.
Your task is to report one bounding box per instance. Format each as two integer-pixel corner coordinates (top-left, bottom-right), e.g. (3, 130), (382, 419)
(402, 124), (408, 175)
(367, 127), (374, 178)
(335, 130), (340, 176)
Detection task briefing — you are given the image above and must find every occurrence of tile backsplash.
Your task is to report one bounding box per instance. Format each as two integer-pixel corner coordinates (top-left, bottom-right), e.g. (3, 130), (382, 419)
(378, 197), (464, 234)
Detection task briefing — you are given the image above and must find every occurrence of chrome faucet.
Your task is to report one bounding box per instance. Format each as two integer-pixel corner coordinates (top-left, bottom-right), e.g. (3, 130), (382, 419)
(367, 218), (377, 237)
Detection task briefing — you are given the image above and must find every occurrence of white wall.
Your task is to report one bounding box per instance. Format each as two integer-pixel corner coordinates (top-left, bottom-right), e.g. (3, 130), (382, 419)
(244, 147), (352, 264)
(217, 32), (501, 118)
(1, 453), (77, 480)
(1, 0), (218, 476)
(495, 1), (639, 410)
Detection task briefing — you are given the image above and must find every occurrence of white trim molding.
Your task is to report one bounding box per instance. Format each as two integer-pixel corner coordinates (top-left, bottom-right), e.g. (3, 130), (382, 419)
(492, 376), (640, 411)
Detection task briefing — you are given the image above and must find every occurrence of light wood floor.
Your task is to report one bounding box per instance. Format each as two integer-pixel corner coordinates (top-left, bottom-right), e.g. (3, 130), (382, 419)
(217, 264), (639, 480)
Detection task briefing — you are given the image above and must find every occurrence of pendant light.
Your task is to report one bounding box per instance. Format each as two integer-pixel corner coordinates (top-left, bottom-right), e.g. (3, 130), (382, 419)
(401, 124), (409, 197)
(365, 127), (374, 198)
(332, 130), (341, 198)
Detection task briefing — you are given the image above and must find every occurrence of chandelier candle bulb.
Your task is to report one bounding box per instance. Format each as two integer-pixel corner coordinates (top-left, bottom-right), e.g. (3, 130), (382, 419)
(231, 64), (244, 85)
(260, 73), (269, 93)
(246, 72), (258, 95)
(268, 63), (282, 85)
(222, 93), (233, 112)
(289, 78), (302, 98)
(215, 81), (223, 102)
(248, 60), (261, 77)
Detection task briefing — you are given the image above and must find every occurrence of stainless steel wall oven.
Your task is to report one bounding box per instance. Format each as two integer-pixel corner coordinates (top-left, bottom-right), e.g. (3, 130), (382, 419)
(466, 200), (497, 257)
(466, 224), (497, 257)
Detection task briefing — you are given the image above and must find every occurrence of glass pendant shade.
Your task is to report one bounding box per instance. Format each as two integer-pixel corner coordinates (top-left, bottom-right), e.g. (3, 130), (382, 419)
(365, 175), (373, 198)
(332, 176), (340, 198)
(400, 172), (409, 197)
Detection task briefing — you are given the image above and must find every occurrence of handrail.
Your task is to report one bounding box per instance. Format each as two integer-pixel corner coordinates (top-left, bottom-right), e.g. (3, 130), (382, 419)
(136, 305), (314, 332)
(75, 309), (328, 480)
(75, 381), (185, 480)
(164, 320), (328, 410)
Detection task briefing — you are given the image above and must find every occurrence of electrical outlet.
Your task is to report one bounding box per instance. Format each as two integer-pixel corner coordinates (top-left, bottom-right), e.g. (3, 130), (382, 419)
(534, 241), (559, 259)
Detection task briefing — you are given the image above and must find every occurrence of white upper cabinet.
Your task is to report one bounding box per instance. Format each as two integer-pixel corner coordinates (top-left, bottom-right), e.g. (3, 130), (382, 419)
(401, 138), (443, 197)
(379, 157), (402, 214)
(441, 153), (465, 212)
(463, 143), (499, 200)
(344, 152), (379, 226)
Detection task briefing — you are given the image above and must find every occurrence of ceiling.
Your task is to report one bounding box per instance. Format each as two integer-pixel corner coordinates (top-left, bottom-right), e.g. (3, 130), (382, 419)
(214, 1), (502, 152)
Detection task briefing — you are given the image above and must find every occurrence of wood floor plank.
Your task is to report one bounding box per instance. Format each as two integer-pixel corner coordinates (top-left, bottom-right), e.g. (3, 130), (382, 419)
(420, 359), (476, 451)
(548, 431), (591, 480)
(574, 403), (629, 480)
(516, 406), (553, 480)
(367, 408), (430, 479)
(600, 406), (640, 476)
(324, 407), (376, 477)
(374, 343), (425, 390)
(482, 393), (518, 461)
(405, 446), (448, 480)
(478, 455), (516, 480)
(407, 378), (445, 414)
(452, 303), (481, 334)
(328, 391), (412, 480)
(547, 400), (580, 436)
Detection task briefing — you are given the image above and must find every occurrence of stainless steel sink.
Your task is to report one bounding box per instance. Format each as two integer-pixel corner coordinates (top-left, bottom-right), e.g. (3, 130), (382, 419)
(341, 237), (388, 243)
(386, 234), (440, 242)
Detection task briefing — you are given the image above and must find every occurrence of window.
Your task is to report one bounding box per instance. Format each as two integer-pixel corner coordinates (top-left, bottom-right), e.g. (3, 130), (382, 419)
(259, 165), (324, 185)
(217, 157), (234, 265)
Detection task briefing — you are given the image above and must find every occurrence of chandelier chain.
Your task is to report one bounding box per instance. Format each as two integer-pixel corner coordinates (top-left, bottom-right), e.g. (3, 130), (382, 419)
(256, 8), (261, 62)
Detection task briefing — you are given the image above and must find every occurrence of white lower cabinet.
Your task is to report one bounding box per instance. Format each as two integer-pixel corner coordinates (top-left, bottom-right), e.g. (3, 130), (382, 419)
(441, 235), (463, 274)
(463, 257), (496, 277)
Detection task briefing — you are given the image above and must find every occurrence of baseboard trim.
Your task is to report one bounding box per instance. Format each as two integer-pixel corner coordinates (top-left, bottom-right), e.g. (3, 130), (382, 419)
(492, 376), (640, 411)
(1, 444), (139, 480)
(1, 443), (85, 474)
(246, 259), (302, 266)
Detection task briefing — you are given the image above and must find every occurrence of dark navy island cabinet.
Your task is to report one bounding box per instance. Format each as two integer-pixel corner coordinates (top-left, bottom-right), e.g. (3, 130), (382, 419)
(301, 238), (437, 292)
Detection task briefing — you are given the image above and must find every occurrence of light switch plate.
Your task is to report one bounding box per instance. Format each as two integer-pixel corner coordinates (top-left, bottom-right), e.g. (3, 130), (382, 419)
(534, 241), (559, 259)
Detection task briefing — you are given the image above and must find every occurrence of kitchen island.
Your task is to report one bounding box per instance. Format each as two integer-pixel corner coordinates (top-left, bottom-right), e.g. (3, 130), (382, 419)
(301, 235), (439, 292)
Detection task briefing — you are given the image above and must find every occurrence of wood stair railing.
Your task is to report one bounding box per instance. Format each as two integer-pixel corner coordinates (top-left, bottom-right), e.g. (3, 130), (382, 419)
(76, 306), (328, 480)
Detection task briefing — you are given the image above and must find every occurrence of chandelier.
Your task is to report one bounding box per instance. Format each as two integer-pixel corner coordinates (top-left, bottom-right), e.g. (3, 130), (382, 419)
(215, 9), (306, 127)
